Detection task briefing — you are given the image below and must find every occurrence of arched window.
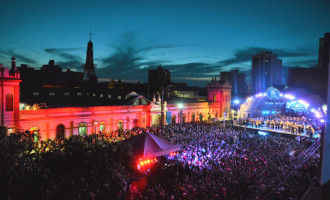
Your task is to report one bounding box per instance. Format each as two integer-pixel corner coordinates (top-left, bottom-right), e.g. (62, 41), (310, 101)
(182, 114), (186, 124)
(78, 123), (87, 136)
(117, 121), (123, 132)
(56, 124), (65, 139)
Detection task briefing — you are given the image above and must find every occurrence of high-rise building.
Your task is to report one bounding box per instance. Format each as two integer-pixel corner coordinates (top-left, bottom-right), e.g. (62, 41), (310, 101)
(220, 69), (247, 98)
(318, 32), (330, 70)
(318, 33), (330, 99)
(148, 66), (171, 88)
(251, 51), (282, 94)
(83, 33), (97, 82)
(287, 33), (330, 101)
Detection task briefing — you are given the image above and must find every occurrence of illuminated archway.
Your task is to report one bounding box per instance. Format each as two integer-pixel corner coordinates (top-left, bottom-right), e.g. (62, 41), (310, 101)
(117, 120), (123, 132)
(182, 113), (186, 124)
(199, 113), (203, 121)
(78, 123), (87, 136)
(29, 126), (39, 143)
(208, 112), (211, 120)
(191, 113), (195, 122)
(172, 114), (176, 124)
(99, 122), (106, 133)
(152, 114), (161, 126)
(56, 124), (65, 139)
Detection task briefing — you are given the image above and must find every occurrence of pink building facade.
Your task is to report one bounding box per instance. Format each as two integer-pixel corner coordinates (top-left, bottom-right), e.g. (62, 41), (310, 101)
(0, 66), (231, 140)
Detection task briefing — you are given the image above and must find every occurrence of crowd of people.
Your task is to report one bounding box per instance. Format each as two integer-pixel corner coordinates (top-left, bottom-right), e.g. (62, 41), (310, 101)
(238, 116), (323, 137)
(0, 122), (320, 200)
(131, 124), (320, 200)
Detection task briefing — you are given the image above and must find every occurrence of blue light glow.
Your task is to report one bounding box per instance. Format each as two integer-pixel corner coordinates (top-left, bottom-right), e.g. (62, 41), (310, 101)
(258, 131), (268, 136)
(233, 99), (240, 105)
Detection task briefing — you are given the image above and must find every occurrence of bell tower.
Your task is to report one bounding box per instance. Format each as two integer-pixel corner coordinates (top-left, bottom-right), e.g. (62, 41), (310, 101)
(0, 59), (21, 130)
(83, 30), (97, 82)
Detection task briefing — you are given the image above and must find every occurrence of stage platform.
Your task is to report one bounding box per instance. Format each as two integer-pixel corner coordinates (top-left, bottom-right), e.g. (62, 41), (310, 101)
(233, 125), (320, 139)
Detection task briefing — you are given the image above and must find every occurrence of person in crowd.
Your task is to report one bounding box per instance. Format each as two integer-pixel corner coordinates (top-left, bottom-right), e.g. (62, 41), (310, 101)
(0, 122), (320, 200)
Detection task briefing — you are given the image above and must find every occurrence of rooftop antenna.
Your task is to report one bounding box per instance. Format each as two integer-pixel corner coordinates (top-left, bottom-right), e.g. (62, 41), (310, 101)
(89, 26), (93, 41)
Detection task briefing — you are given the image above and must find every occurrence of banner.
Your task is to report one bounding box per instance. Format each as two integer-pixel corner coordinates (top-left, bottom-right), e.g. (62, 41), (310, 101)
(166, 111), (172, 124)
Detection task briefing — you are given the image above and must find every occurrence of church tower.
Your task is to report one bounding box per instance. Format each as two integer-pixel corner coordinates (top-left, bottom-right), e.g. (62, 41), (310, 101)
(0, 59), (21, 130)
(83, 31), (97, 82)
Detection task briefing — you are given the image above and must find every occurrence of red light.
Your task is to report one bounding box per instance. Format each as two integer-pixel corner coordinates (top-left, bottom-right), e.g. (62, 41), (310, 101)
(140, 162), (144, 166)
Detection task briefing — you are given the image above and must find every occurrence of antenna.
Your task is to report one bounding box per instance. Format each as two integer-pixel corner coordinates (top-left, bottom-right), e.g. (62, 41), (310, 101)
(89, 26), (93, 40)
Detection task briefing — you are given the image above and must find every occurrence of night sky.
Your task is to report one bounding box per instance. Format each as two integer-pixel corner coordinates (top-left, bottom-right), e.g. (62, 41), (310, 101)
(1, 0), (330, 87)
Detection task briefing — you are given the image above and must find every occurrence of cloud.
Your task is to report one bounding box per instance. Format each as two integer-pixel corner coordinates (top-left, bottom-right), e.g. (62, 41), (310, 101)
(218, 46), (312, 67)
(98, 32), (225, 86)
(284, 58), (318, 67)
(159, 62), (221, 86)
(0, 49), (38, 65)
(98, 31), (180, 81)
(44, 48), (83, 69)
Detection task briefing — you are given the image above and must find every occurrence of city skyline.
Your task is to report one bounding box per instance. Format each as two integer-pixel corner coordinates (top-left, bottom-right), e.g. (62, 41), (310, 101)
(1, 0), (330, 87)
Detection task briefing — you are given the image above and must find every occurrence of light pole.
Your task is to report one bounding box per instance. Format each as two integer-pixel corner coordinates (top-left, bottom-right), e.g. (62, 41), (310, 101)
(161, 85), (173, 126)
(233, 99), (240, 123)
(178, 103), (183, 126)
(160, 85), (173, 136)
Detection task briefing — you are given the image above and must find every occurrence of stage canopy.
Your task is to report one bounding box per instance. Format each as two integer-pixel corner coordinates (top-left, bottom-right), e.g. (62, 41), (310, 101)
(123, 132), (180, 159)
(239, 87), (326, 120)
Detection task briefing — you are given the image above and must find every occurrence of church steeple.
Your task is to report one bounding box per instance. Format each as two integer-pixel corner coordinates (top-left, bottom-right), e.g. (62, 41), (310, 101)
(83, 30), (97, 82)
(9, 56), (17, 74)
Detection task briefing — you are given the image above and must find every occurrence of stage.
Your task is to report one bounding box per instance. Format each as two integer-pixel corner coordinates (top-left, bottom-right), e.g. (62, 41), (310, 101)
(233, 124), (320, 139)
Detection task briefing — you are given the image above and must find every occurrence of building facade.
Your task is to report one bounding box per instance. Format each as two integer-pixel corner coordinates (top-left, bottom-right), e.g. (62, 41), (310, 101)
(207, 78), (232, 119)
(0, 66), (230, 140)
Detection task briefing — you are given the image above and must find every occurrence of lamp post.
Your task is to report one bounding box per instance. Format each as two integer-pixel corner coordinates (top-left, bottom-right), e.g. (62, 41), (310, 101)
(160, 85), (173, 136)
(178, 103), (183, 126)
(233, 99), (240, 123)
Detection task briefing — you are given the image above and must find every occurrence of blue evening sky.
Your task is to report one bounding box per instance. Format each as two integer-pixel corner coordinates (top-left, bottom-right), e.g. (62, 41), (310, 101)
(0, 0), (329, 86)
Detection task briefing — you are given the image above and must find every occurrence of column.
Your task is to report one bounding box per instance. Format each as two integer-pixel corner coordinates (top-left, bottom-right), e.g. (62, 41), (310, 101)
(69, 121), (74, 137)
(46, 122), (50, 140)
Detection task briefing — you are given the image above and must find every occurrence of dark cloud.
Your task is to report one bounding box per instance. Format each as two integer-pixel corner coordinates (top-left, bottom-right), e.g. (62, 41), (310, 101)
(98, 31), (223, 87)
(159, 62), (221, 86)
(0, 49), (38, 65)
(44, 48), (83, 69)
(98, 34), (315, 87)
(218, 46), (312, 67)
(99, 32), (181, 81)
(285, 58), (318, 67)
(98, 32), (227, 86)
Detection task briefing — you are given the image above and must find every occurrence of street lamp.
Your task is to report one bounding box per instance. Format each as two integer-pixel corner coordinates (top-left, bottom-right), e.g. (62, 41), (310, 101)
(160, 85), (173, 136)
(232, 98), (240, 124)
(161, 85), (173, 126)
(233, 99), (240, 105)
(177, 103), (183, 126)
